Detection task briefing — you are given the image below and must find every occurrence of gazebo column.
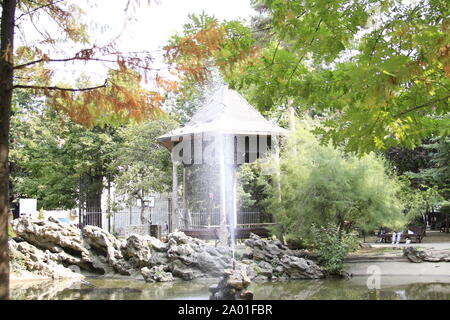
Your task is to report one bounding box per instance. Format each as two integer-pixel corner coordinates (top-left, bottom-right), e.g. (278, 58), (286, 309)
(183, 167), (189, 229)
(172, 162), (179, 231)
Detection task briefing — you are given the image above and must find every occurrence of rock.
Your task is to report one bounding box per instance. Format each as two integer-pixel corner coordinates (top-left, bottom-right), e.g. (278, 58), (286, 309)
(244, 233), (324, 280)
(404, 247), (450, 263)
(240, 290), (254, 300)
(141, 266), (174, 282)
(11, 217), (89, 258)
(148, 251), (170, 267)
(82, 226), (135, 276)
(209, 269), (253, 300)
(256, 261), (273, 278)
(280, 255), (324, 279)
(193, 251), (230, 276)
(167, 243), (195, 261)
(148, 236), (168, 252)
(171, 260), (203, 280)
(122, 234), (153, 268)
(11, 218), (106, 273)
(9, 239), (84, 280)
(11, 219), (230, 281)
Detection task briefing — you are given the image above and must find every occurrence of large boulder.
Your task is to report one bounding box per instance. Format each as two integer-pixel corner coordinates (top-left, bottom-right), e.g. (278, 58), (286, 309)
(165, 231), (233, 279)
(170, 260), (203, 280)
(121, 235), (153, 268)
(82, 226), (135, 276)
(404, 247), (450, 263)
(9, 239), (84, 280)
(11, 217), (88, 258)
(244, 233), (324, 280)
(11, 218), (103, 273)
(209, 269), (253, 300)
(141, 266), (174, 283)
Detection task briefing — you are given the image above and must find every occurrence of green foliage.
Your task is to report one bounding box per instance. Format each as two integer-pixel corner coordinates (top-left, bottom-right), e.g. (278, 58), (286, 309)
(268, 119), (407, 241)
(242, 0), (450, 153)
(236, 164), (257, 208)
(168, 1), (450, 154)
(38, 207), (45, 220)
(310, 224), (356, 274)
(8, 224), (16, 238)
(10, 92), (119, 209)
(398, 179), (444, 224)
(236, 162), (269, 210)
(406, 136), (450, 199)
(110, 119), (178, 206)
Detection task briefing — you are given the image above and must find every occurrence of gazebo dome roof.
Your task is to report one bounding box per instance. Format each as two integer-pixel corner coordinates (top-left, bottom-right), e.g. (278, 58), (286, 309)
(157, 85), (288, 150)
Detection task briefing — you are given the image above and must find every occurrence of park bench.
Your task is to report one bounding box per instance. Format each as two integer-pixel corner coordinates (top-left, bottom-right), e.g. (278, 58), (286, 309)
(376, 226), (425, 243)
(408, 226), (425, 243)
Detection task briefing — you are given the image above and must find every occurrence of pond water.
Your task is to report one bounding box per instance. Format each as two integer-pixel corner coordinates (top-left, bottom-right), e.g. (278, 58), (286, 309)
(10, 276), (450, 300)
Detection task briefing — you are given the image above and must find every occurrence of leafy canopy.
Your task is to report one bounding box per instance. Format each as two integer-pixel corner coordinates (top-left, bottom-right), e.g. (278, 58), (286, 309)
(166, 0), (450, 153)
(267, 119), (407, 241)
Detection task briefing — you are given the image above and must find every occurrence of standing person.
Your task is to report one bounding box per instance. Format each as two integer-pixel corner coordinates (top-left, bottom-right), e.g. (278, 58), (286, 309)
(392, 231), (402, 244)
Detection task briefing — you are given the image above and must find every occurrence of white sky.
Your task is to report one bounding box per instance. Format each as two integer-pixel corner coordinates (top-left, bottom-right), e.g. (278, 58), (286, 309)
(32, 0), (257, 85)
(90, 0), (257, 52)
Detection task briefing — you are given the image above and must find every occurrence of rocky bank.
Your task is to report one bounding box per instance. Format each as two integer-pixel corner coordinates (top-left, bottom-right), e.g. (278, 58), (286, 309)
(9, 217), (324, 282)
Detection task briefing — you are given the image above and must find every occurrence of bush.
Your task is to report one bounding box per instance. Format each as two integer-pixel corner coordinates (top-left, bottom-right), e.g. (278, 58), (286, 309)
(267, 120), (407, 240)
(311, 224), (357, 274)
(38, 207), (45, 220)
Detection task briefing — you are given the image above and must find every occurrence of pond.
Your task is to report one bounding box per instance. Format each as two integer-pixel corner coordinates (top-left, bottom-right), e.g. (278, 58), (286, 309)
(10, 276), (450, 300)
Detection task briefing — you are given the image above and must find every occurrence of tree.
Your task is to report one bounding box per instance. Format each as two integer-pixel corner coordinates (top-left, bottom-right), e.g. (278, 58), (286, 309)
(111, 118), (178, 223)
(0, 0), (170, 300)
(11, 108), (120, 209)
(406, 136), (450, 198)
(166, 1), (449, 153)
(266, 119), (407, 242)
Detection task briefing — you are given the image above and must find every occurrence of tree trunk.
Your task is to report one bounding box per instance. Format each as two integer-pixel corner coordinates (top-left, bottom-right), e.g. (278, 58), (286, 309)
(0, 0), (17, 300)
(83, 172), (103, 228)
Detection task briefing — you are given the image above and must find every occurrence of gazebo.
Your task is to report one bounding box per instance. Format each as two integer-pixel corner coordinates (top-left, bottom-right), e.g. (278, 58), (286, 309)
(157, 85), (287, 242)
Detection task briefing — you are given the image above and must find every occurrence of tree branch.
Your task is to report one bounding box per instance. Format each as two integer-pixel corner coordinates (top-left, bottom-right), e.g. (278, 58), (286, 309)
(13, 56), (117, 70)
(15, 0), (65, 21)
(394, 95), (450, 118)
(13, 80), (108, 92)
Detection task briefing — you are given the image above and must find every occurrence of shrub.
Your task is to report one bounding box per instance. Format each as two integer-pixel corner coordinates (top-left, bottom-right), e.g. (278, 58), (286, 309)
(311, 224), (357, 274)
(38, 207), (45, 220)
(267, 120), (407, 241)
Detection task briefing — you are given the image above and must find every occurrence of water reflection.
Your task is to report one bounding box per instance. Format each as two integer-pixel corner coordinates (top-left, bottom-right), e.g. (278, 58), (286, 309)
(10, 276), (450, 300)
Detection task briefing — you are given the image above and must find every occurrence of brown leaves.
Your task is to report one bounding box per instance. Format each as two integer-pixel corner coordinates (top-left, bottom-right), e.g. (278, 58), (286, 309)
(45, 69), (165, 128)
(165, 22), (225, 83)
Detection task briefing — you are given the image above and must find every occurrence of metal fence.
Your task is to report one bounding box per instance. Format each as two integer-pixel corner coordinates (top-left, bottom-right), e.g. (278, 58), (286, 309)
(79, 208), (102, 229)
(186, 207), (264, 229)
(112, 196), (171, 236)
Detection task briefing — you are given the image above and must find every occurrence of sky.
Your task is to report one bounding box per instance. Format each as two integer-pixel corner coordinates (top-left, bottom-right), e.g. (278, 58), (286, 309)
(93, 0), (257, 52)
(33, 0), (257, 86)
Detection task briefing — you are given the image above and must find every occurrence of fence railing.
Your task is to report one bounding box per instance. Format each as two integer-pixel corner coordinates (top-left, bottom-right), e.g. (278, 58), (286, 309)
(80, 201), (267, 236)
(79, 208), (102, 229)
(112, 205), (170, 236)
(186, 207), (265, 229)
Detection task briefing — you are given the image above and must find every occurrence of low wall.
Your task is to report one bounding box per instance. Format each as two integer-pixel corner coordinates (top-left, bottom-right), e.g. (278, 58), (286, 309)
(123, 224), (150, 237)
